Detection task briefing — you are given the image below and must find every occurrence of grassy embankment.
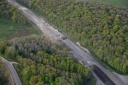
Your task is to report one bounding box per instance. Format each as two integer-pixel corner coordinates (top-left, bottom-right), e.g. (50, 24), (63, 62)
(95, 0), (128, 8)
(0, 18), (41, 41)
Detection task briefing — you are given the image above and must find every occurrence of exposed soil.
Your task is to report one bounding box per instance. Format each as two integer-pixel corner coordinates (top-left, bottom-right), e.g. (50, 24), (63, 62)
(8, 29), (30, 40)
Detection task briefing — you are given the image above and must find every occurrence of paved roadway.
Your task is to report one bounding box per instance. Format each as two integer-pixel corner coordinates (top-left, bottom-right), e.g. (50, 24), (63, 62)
(6, 0), (128, 85)
(0, 57), (21, 85)
(92, 71), (105, 85)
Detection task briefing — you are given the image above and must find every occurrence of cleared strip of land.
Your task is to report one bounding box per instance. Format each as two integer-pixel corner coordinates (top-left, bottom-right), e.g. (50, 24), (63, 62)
(96, 0), (128, 7)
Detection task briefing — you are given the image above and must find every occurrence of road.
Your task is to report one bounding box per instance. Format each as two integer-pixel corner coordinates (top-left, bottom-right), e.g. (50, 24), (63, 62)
(0, 57), (21, 85)
(6, 0), (128, 85)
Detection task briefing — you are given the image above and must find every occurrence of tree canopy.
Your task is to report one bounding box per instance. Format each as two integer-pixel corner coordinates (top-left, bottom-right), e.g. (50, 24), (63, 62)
(0, 0), (30, 25)
(0, 35), (93, 85)
(16, 0), (128, 73)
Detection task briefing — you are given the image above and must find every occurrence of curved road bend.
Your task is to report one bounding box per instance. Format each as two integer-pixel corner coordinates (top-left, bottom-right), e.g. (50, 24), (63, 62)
(0, 57), (21, 85)
(6, 0), (128, 85)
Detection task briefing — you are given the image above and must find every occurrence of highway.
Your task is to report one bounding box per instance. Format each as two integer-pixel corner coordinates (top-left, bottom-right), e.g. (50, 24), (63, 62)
(6, 0), (128, 85)
(0, 57), (21, 85)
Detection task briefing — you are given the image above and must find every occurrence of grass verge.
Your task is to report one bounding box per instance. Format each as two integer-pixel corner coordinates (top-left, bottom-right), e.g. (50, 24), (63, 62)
(94, 0), (128, 8)
(0, 18), (41, 41)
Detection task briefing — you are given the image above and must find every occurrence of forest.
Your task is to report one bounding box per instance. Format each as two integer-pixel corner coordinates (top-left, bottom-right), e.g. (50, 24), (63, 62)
(0, 58), (8, 85)
(0, 0), (30, 26)
(0, 35), (94, 85)
(0, 0), (94, 84)
(0, 0), (30, 84)
(16, 0), (128, 73)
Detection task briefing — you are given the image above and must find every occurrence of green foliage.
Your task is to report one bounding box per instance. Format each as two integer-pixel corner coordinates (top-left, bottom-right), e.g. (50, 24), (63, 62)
(94, 0), (128, 8)
(0, 0), (29, 25)
(2, 35), (93, 85)
(0, 0), (41, 40)
(0, 59), (9, 85)
(0, 18), (40, 41)
(17, 0), (128, 73)
(0, 40), (7, 54)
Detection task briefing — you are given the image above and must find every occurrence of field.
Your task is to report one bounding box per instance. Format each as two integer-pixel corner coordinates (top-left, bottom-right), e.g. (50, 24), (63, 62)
(77, 0), (128, 8)
(0, 18), (41, 41)
(94, 0), (128, 8)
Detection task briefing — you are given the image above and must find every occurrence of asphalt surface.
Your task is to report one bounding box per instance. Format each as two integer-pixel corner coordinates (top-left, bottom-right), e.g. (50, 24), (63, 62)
(0, 57), (21, 85)
(6, 0), (128, 85)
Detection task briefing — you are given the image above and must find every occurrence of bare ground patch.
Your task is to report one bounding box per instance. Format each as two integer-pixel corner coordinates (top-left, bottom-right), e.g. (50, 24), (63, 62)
(8, 29), (30, 40)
